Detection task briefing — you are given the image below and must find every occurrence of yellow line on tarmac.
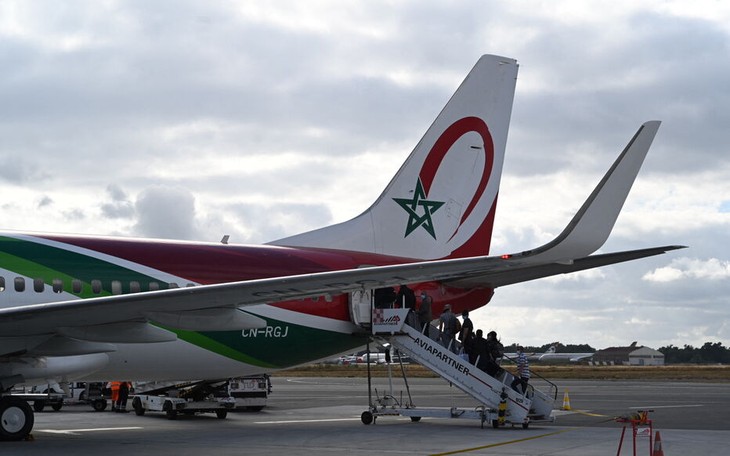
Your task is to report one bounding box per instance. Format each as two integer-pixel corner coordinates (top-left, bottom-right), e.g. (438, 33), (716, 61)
(573, 410), (609, 417)
(429, 428), (575, 456)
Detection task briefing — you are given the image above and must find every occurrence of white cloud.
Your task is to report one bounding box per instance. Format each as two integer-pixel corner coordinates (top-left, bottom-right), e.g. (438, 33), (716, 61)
(644, 257), (730, 282)
(133, 186), (200, 241)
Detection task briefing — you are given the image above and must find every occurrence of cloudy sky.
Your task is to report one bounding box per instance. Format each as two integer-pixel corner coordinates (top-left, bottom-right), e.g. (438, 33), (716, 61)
(1, 1), (728, 350)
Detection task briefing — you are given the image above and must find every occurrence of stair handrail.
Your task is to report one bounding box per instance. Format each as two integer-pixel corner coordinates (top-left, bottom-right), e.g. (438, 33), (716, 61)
(501, 354), (558, 401)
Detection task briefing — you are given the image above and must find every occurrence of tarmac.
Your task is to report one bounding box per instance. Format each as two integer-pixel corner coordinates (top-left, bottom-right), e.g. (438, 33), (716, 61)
(5, 376), (730, 455)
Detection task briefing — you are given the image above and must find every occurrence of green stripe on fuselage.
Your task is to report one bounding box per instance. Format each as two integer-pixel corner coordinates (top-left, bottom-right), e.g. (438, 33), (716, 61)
(172, 316), (367, 369)
(0, 236), (168, 296)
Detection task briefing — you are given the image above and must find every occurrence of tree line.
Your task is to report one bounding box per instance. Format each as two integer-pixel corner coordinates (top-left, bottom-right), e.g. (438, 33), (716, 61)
(501, 341), (730, 364)
(658, 342), (730, 364)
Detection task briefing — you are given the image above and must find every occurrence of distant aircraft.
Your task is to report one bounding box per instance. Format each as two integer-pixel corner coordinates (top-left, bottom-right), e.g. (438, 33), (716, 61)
(0, 54), (683, 440)
(504, 344), (594, 363)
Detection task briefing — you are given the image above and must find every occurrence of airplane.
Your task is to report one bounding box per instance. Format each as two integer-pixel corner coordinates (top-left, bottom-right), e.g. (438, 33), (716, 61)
(503, 344), (594, 363)
(0, 54), (683, 441)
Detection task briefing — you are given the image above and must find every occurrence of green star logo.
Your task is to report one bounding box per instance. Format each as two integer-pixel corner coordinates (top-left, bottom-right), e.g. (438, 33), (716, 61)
(393, 178), (445, 239)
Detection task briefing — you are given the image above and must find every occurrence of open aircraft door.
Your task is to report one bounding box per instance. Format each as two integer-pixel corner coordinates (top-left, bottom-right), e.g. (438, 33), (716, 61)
(349, 289), (372, 327)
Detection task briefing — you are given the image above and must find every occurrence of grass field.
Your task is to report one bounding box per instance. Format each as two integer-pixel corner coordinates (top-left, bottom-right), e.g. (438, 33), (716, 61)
(277, 363), (730, 382)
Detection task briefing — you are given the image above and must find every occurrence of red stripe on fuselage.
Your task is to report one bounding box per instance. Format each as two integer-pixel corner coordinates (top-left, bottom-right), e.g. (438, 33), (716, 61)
(37, 234), (494, 321)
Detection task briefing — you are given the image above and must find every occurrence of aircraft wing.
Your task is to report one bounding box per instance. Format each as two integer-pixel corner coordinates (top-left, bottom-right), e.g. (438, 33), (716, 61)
(0, 244), (682, 339)
(0, 121), (684, 346)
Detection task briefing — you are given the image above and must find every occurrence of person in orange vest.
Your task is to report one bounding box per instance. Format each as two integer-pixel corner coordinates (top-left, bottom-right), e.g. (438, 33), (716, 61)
(108, 381), (121, 412)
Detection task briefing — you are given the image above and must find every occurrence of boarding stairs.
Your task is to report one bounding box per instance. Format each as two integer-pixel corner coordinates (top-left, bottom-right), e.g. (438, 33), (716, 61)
(368, 308), (555, 427)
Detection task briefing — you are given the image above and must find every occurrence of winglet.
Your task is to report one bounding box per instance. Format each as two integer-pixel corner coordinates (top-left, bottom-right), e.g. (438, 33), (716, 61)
(516, 121), (661, 262)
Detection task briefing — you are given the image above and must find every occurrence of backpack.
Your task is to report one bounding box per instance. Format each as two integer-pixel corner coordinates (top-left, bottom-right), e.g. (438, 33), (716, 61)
(450, 314), (461, 335)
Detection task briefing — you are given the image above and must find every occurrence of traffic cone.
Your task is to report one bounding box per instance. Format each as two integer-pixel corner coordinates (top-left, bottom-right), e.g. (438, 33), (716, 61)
(561, 390), (571, 411)
(652, 431), (664, 456)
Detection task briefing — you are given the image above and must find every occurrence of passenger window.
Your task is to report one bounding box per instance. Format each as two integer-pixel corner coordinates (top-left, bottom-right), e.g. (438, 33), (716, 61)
(0, 276), (4, 292)
(169, 282), (179, 288)
(111, 280), (122, 295)
(34, 278), (44, 293)
(148, 281), (160, 291)
(14, 277), (25, 292)
(186, 283), (196, 288)
(130, 281), (140, 293)
(52, 279), (63, 293)
(72, 279), (82, 294)
(91, 280), (102, 294)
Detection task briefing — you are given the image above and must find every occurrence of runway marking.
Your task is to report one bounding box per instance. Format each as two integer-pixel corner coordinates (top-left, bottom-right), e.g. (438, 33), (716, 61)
(254, 418), (361, 424)
(429, 428), (575, 455)
(37, 427), (143, 436)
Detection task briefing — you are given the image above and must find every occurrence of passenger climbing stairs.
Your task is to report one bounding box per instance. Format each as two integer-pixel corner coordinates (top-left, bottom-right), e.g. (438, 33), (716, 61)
(361, 308), (556, 428)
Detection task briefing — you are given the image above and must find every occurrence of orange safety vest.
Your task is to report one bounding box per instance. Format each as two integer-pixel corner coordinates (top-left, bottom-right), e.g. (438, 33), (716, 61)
(110, 381), (121, 402)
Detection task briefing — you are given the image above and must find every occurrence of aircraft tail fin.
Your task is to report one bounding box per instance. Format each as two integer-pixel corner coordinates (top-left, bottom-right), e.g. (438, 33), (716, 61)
(271, 55), (519, 260)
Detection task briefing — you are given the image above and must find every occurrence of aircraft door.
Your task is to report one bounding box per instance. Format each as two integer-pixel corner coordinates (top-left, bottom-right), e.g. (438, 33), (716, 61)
(349, 289), (372, 328)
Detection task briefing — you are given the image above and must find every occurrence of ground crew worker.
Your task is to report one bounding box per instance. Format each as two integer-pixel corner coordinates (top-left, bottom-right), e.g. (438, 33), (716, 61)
(109, 381), (120, 412)
(115, 381), (132, 413)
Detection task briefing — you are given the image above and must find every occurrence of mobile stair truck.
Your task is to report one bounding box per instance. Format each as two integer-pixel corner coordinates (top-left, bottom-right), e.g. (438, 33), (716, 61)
(357, 306), (557, 429)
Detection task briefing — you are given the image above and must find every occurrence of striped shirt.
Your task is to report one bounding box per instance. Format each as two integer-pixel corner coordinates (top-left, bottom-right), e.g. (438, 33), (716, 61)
(516, 351), (530, 379)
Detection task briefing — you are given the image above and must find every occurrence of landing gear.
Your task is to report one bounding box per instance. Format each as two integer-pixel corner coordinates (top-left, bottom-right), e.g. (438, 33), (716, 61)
(0, 397), (34, 441)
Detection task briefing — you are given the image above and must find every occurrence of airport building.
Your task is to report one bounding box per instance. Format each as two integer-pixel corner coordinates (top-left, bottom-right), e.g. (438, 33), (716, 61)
(592, 342), (665, 366)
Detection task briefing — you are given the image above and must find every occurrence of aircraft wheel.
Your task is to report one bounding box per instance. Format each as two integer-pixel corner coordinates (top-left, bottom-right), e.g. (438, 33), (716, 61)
(361, 411), (373, 425)
(410, 416), (421, 422)
(0, 398), (34, 441)
(216, 410), (228, 419)
(51, 402), (63, 412)
(33, 400), (45, 413)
